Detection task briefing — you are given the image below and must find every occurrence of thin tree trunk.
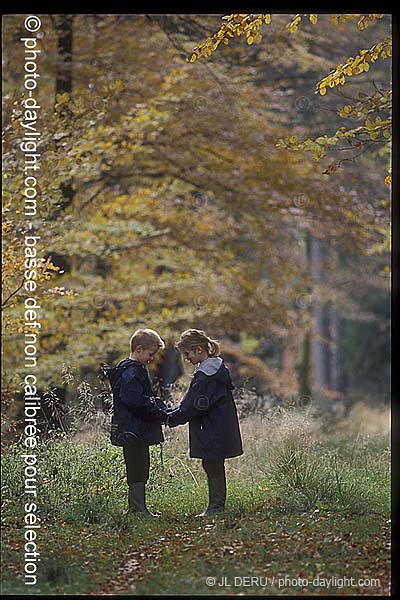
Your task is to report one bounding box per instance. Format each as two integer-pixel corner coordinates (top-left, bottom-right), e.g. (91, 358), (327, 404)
(311, 237), (329, 403)
(328, 249), (345, 416)
(298, 332), (311, 399)
(322, 303), (331, 386)
(53, 15), (74, 218)
(56, 15), (73, 95)
(296, 232), (312, 400)
(329, 304), (339, 388)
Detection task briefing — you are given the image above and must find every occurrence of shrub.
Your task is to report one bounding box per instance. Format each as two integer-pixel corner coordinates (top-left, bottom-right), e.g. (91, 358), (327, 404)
(256, 405), (390, 514)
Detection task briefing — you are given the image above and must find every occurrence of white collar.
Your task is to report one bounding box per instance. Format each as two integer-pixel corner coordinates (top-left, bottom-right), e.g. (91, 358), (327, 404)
(194, 356), (223, 376)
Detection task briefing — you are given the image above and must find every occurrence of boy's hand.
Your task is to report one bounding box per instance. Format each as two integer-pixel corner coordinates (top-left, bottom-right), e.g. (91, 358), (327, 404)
(152, 396), (172, 412)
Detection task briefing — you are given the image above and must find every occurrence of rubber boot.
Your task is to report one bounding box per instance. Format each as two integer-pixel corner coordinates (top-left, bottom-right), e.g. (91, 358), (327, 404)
(199, 475), (226, 516)
(128, 482), (157, 517)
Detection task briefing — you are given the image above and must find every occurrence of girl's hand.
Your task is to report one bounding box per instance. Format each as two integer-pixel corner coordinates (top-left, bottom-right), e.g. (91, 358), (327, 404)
(166, 408), (185, 427)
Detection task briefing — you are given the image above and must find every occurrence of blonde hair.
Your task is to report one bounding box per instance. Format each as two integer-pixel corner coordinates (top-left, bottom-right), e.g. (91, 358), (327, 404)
(175, 329), (220, 357)
(130, 328), (165, 352)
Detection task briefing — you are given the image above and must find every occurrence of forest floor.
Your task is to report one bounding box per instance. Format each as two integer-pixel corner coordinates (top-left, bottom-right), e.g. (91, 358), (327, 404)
(1, 407), (391, 596)
(1, 496), (391, 596)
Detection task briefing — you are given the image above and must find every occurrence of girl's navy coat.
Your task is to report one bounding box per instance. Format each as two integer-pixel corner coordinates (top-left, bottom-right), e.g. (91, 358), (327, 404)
(168, 358), (243, 459)
(112, 358), (167, 445)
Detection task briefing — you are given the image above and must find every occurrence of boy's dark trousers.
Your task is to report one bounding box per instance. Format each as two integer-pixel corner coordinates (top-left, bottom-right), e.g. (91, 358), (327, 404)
(123, 442), (154, 515)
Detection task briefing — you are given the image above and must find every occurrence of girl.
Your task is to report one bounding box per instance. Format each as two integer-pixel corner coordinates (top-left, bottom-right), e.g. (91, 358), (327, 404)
(167, 329), (243, 515)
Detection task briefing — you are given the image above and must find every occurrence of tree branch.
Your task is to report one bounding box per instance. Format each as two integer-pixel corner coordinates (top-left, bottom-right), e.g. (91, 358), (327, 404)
(2, 280), (25, 309)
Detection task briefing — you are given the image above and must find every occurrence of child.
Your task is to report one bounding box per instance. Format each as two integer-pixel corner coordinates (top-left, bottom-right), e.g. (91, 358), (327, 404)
(112, 328), (169, 516)
(167, 329), (243, 515)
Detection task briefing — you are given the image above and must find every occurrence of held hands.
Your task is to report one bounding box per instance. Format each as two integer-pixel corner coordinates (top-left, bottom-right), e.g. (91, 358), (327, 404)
(152, 395), (170, 412)
(163, 409), (180, 426)
(148, 396), (171, 424)
(161, 411), (179, 428)
(165, 408), (184, 428)
(149, 396), (179, 426)
(149, 396), (183, 427)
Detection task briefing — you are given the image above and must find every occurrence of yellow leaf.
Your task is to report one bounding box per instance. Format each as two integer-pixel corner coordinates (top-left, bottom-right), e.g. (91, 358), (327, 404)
(309, 14), (318, 24)
(56, 92), (70, 104)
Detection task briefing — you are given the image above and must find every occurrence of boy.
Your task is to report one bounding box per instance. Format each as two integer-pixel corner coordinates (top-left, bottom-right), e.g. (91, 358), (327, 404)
(112, 328), (169, 516)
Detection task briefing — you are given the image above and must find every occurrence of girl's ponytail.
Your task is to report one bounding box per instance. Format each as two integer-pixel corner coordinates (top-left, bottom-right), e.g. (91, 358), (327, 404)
(207, 337), (220, 357)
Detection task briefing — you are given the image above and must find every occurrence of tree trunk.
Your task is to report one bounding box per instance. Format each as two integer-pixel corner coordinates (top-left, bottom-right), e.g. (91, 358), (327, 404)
(56, 15), (73, 95)
(329, 303), (342, 392)
(298, 332), (312, 399)
(310, 237), (329, 404)
(54, 15), (74, 218)
(328, 249), (345, 415)
(296, 232), (312, 400)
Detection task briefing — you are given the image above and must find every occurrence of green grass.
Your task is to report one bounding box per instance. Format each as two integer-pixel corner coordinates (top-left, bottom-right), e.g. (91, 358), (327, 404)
(1, 409), (391, 596)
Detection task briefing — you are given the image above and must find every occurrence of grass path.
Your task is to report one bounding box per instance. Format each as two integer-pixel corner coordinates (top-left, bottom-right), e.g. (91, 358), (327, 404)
(2, 500), (390, 596)
(100, 505), (390, 596)
(1, 411), (390, 595)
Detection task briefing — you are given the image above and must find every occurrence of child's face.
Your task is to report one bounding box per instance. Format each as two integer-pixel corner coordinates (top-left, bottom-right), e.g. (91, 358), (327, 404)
(182, 346), (207, 365)
(136, 345), (160, 365)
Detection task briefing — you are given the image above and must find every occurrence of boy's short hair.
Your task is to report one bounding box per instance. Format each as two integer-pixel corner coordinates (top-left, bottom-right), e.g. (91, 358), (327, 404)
(130, 328), (165, 352)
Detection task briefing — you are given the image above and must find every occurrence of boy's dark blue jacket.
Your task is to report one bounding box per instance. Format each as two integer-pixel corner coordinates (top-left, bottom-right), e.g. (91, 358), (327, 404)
(168, 357), (243, 459)
(111, 358), (168, 445)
